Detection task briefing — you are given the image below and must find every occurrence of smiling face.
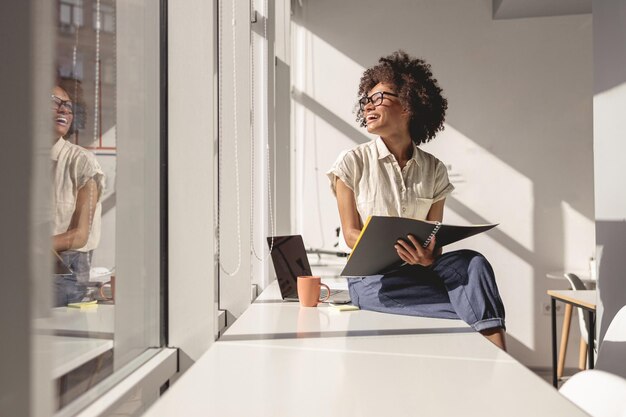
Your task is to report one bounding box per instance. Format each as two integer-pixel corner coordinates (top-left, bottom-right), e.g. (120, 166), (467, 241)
(362, 82), (410, 138)
(52, 86), (74, 139)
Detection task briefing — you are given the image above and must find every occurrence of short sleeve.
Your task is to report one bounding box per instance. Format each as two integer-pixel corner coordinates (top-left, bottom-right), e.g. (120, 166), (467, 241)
(326, 150), (356, 197)
(432, 160), (454, 202)
(76, 151), (106, 200)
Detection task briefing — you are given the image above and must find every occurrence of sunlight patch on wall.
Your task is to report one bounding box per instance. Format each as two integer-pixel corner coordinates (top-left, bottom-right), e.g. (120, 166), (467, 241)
(295, 115), (364, 248)
(423, 124), (535, 252)
(422, 124), (537, 349)
(561, 201), (596, 271)
(292, 24), (368, 238)
(594, 81), (626, 221)
(445, 209), (536, 349)
(293, 24), (365, 127)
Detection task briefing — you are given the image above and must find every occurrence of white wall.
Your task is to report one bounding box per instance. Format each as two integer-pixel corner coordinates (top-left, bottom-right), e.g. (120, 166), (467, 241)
(593, 0), (626, 343)
(290, 0), (593, 367)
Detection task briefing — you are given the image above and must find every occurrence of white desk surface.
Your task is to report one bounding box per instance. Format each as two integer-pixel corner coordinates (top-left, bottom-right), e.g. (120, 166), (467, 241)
(145, 279), (588, 417)
(548, 290), (597, 310)
(48, 335), (113, 379)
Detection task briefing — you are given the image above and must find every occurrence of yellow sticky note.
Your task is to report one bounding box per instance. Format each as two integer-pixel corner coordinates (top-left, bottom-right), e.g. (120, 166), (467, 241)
(67, 300), (98, 309)
(330, 304), (359, 312)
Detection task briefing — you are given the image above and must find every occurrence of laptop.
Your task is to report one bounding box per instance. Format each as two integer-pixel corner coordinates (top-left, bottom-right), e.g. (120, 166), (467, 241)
(267, 235), (351, 303)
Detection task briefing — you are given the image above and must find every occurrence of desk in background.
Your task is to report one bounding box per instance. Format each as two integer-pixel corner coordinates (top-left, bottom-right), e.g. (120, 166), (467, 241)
(547, 290), (596, 388)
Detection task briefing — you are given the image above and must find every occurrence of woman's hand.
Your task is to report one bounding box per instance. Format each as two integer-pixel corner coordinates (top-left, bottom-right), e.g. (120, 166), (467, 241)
(395, 235), (436, 267)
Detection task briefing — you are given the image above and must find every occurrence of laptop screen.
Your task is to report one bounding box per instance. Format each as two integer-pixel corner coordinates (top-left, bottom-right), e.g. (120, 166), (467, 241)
(267, 235), (312, 299)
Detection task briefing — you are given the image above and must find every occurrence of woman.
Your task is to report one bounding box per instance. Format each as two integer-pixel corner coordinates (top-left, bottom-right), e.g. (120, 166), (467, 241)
(327, 51), (506, 349)
(52, 81), (105, 306)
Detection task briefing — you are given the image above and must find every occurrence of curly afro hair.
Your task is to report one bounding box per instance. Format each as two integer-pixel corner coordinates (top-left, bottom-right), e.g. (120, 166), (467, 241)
(56, 75), (85, 139)
(356, 50), (448, 145)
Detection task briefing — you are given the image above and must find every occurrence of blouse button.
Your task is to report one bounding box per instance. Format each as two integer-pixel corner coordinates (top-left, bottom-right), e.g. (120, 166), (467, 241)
(402, 207), (406, 213)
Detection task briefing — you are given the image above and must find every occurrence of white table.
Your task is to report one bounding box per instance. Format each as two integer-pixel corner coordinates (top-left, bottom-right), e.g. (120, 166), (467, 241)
(145, 279), (588, 417)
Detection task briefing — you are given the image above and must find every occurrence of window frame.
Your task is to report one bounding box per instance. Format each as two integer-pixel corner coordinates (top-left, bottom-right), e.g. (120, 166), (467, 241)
(3, 0), (219, 414)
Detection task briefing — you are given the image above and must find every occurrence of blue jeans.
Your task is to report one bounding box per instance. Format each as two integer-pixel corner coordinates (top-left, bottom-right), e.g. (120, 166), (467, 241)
(54, 251), (91, 307)
(347, 249), (506, 331)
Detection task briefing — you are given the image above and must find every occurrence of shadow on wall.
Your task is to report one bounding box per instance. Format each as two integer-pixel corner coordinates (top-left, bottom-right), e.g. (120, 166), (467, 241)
(596, 221), (626, 342)
(292, 88), (369, 146)
(593, 0), (626, 94)
(274, 58), (293, 236)
(597, 340), (626, 379)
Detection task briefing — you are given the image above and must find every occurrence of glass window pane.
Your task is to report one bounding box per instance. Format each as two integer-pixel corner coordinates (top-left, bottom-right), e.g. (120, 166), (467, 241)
(104, 13), (115, 33)
(60, 4), (71, 24)
(73, 3), (83, 27)
(45, 0), (162, 410)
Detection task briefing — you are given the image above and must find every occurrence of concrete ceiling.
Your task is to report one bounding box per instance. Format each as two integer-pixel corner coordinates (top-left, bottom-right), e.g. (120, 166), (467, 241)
(493, 0), (591, 19)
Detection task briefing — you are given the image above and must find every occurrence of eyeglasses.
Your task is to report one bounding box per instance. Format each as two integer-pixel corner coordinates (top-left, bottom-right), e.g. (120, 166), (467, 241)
(51, 95), (74, 114)
(358, 91), (398, 111)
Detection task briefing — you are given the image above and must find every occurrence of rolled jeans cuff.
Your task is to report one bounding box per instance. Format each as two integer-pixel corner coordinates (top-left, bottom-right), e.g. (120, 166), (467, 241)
(472, 318), (505, 332)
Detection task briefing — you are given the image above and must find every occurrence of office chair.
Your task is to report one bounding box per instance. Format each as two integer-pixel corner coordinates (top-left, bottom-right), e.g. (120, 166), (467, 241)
(560, 369), (626, 417)
(564, 273), (594, 370)
(596, 304), (626, 379)
(559, 305), (626, 417)
(557, 273), (593, 379)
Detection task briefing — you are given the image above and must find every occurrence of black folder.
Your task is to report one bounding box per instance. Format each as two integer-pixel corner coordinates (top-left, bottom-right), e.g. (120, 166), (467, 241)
(341, 216), (497, 276)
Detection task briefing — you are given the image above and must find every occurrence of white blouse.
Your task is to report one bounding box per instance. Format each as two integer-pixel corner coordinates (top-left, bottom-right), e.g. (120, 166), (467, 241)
(52, 138), (105, 252)
(327, 137), (454, 223)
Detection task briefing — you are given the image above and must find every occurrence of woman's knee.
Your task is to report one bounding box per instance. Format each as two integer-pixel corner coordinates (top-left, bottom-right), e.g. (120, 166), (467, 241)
(466, 253), (500, 291)
(434, 250), (495, 286)
(467, 252), (492, 272)
(440, 249), (482, 265)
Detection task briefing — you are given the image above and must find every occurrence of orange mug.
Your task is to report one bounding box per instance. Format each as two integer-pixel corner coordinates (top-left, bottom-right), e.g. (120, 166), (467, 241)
(297, 276), (330, 307)
(98, 276), (115, 302)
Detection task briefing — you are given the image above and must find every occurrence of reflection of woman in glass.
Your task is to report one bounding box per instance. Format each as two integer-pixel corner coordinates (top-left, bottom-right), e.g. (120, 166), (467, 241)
(327, 51), (506, 349)
(52, 80), (105, 306)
